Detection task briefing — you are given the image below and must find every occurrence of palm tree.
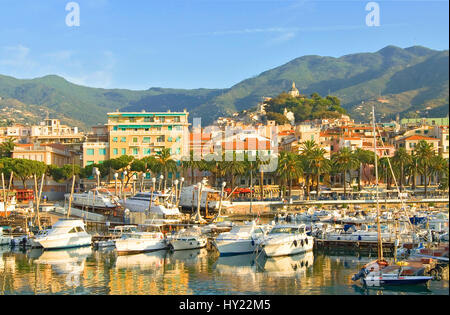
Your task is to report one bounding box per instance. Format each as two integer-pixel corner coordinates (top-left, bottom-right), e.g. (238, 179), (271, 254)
(392, 147), (412, 191)
(299, 140), (318, 197)
(156, 148), (177, 190)
(430, 155), (448, 191)
(181, 150), (205, 185)
(378, 157), (393, 190)
(331, 147), (359, 198)
(0, 137), (16, 158)
(277, 152), (303, 200)
(309, 148), (331, 195)
(353, 148), (374, 191)
(223, 153), (246, 201)
(414, 140), (435, 197)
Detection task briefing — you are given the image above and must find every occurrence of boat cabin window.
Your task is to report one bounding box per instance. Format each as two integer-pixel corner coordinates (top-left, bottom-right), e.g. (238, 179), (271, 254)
(68, 228), (77, 234)
(75, 226), (85, 233)
(269, 227), (299, 235)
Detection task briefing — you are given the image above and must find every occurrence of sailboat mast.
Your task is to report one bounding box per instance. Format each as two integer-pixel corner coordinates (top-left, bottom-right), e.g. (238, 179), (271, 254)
(372, 106), (384, 261)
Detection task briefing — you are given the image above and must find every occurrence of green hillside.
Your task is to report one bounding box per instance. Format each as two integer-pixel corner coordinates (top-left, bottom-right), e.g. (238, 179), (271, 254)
(0, 45), (448, 128)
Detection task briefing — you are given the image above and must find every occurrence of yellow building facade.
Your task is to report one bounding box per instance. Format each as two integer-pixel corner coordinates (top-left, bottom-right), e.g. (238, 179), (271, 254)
(105, 110), (190, 162)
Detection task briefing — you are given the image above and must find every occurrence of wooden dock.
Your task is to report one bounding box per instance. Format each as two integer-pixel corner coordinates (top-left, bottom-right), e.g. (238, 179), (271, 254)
(314, 238), (396, 253)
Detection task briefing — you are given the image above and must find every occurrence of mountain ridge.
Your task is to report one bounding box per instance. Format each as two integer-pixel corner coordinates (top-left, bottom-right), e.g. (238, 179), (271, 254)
(0, 45), (448, 129)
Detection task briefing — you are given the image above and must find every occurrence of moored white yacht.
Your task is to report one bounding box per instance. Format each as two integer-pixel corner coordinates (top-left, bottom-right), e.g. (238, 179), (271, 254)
(214, 222), (268, 256)
(258, 224), (314, 257)
(34, 219), (92, 250)
(114, 224), (168, 254)
(67, 188), (120, 209)
(168, 227), (207, 251)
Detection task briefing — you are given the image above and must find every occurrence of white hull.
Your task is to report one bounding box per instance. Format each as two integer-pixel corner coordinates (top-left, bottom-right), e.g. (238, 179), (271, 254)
(0, 236), (12, 246)
(36, 234), (92, 250)
(263, 236), (314, 257)
(215, 239), (256, 256)
(170, 238), (207, 251)
(115, 238), (168, 253)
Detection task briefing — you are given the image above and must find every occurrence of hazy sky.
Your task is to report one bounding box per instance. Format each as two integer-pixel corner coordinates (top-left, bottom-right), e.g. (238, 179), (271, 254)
(0, 0), (448, 90)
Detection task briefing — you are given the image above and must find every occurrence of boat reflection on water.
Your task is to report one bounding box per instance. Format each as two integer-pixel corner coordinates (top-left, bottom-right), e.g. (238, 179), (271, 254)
(33, 247), (92, 276)
(214, 253), (258, 276)
(257, 252), (314, 277)
(114, 250), (168, 271)
(169, 248), (208, 264)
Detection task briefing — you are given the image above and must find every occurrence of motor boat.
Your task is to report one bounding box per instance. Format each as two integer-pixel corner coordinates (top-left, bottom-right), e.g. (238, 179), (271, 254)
(0, 227), (12, 246)
(352, 260), (433, 287)
(33, 219), (92, 250)
(214, 221), (268, 256)
(324, 225), (395, 242)
(168, 227), (208, 251)
(258, 224), (314, 257)
(179, 185), (229, 210)
(114, 224), (168, 254)
(120, 192), (182, 220)
(67, 188), (120, 209)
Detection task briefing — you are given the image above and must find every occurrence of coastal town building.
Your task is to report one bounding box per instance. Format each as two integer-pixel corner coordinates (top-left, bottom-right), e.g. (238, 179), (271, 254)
(94, 110), (191, 163)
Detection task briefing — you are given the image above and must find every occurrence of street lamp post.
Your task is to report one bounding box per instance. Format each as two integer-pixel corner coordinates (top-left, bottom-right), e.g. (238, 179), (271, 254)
(173, 179), (179, 205)
(218, 182), (226, 218)
(95, 169), (101, 188)
(159, 175), (164, 192)
(114, 173), (118, 196)
(123, 170), (128, 201)
(150, 177), (157, 209)
(177, 177), (184, 208)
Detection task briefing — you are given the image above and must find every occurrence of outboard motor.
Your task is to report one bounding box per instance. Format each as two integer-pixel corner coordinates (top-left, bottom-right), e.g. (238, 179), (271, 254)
(352, 267), (368, 281)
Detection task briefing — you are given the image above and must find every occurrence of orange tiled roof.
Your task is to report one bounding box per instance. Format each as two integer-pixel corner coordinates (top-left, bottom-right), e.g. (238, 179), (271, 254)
(403, 135), (440, 141)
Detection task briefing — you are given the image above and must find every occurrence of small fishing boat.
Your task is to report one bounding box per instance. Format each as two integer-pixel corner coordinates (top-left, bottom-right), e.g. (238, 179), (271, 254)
(114, 224), (168, 254)
(168, 227), (208, 251)
(352, 260), (433, 287)
(34, 219), (92, 250)
(258, 224), (314, 258)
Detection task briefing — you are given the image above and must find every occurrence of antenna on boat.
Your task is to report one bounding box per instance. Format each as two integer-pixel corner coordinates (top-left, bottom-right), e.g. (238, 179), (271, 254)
(372, 106), (384, 262)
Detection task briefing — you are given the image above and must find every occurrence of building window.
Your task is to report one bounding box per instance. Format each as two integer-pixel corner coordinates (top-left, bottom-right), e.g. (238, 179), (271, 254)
(143, 137), (151, 143)
(144, 148), (151, 155)
(133, 137), (138, 143)
(160, 117), (165, 123)
(87, 149), (94, 156)
(157, 136), (165, 143)
(121, 137), (126, 142)
(121, 148), (126, 155)
(113, 137), (118, 142)
(174, 116), (180, 122)
(86, 161), (94, 166)
(132, 148), (139, 155)
(99, 149), (106, 155)
(168, 126), (173, 131)
(113, 148), (118, 155)
(144, 117), (154, 122)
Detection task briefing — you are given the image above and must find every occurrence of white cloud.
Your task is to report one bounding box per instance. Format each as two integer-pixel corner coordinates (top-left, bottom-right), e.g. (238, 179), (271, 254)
(0, 45), (117, 88)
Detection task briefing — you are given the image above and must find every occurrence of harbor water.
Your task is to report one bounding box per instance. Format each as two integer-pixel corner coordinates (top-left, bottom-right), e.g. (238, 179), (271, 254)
(0, 246), (448, 295)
